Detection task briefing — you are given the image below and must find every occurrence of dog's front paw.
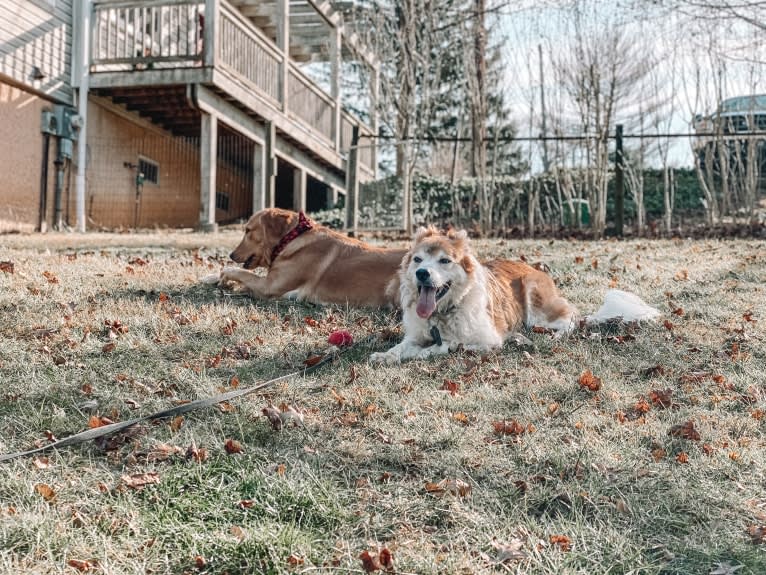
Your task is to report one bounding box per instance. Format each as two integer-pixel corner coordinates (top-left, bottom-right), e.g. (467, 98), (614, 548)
(200, 271), (222, 285)
(369, 351), (400, 366)
(218, 266), (242, 284)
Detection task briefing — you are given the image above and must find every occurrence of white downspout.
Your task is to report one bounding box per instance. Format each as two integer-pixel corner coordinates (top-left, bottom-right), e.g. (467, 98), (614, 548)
(75, 0), (91, 232)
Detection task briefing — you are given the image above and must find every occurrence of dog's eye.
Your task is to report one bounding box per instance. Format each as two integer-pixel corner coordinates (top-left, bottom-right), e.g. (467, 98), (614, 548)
(413, 256), (422, 264)
(439, 258), (451, 265)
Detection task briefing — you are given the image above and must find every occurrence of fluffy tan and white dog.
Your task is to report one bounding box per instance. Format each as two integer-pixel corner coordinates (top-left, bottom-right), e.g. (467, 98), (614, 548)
(370, 226), (660, 364)
(205, 208), (407, 307)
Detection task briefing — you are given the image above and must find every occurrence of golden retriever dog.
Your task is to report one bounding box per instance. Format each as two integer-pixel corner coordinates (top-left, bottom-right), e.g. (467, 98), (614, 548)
(205, 208), (407, 307)
(370, 226), (659, 364)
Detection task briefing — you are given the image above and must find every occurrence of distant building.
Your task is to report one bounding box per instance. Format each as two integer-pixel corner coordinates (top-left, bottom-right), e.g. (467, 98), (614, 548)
(693, 95), (766, 196)
(1, 0), (378, 231)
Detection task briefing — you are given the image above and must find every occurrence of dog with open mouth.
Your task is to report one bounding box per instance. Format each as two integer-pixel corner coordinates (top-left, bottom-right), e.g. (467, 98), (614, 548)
(370, 226), (660, 364)
(203, 208), (407, 307)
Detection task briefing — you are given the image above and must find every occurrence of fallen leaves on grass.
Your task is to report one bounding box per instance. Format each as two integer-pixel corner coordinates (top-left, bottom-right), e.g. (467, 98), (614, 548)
(87, 415), (115, 428)
(649, 388), (675, 409)
(669, 420), (701, 441)
(120, 472), (160, 490)
(34, 483), (56, 502)
(491, 538), (528, 563)
(0, 261), (15, 274)
(224, 439), (243, 454)
(492, 419), (530, 436)
(424, 478), (472, 498)
(67, 559), (96, 572)
(186, 442), (208, 463)
(440, 379), (460, 396)
(578, 370), (601, 392)
(42, 271), (59, 284)
(262, 404), (304, 430)
(676, 452), (689, 464)
(359, 548), (394, 572)
(549, 534), (571, 551)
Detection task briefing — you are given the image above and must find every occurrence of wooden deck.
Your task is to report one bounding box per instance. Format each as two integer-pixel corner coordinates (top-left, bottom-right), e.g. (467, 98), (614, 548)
(81, 0), (376, 178)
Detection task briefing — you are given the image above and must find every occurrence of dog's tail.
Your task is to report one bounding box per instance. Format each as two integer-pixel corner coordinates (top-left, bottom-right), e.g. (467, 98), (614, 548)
(585, 289), (661, 325)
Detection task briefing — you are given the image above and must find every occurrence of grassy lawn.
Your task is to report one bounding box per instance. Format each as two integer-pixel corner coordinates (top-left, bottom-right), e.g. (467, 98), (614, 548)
(1, 230), (764, 575)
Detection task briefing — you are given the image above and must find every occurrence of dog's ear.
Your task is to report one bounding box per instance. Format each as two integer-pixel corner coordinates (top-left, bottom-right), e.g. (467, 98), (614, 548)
(262, 209), (294, 243)
(414, 226), (436, 241)
(460, 255), (474, 274)
(446, 228), (467, 241)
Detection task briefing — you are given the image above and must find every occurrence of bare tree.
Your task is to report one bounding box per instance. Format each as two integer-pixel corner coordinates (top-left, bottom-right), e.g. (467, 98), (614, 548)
(547, 2), (653, 236)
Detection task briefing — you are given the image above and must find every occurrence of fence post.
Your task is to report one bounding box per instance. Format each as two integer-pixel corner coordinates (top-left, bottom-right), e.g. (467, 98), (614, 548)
(345, 125), (360, 235)
(614, 124), (624, 237)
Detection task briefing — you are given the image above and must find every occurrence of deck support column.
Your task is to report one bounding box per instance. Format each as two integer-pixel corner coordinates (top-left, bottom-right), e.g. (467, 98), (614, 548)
(199, 111), (218, 232)
(330, 26), (341, 153)
(265, 121), (276, 208)
(345, 125), (360, 234)
(276, 0), (289, 113)
(251, 141), (265, 214)
(293, 165), (306, 212)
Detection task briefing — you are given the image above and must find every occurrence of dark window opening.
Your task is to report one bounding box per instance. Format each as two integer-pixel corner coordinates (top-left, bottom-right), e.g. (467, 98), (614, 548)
(139, 157), (159, 185)
(216, 192), (230, 211)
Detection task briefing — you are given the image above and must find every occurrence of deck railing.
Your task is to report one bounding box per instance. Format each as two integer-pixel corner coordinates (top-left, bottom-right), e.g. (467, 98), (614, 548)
(90, 0), (374, 172)
(92, 0), (204, 69)
(218, 2), (282, 103)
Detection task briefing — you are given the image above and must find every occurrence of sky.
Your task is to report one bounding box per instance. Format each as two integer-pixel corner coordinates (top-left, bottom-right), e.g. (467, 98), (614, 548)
(496, 0), (766, 169)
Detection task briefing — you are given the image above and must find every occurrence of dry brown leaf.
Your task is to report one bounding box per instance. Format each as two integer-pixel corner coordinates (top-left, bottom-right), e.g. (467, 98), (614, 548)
(440, 379), (461, 396)
(121, 472), (160, 489)
(330, 387), (346, 406)
(0, 261), (14, 274)
(34, 483), (56, 501)
(492, 538), (528, 563)
(452, 412), (470, 425)
(359, 550), (382, 572)
(67, 559), (95, 572)
(651, 448), (667, 462)
(578, 370), (602, 392)
(649, 388), (674, 408)
(224, 438), (243, 454)
(170, 415), (184, 432)
(32, 457), (50, 470)
(493, 419), (526, 436)
(101, 342), (116, 353)
(42, 270), (59, 284)
(668, 420), (701, 441)
(425, 478), (472, 497)
(549, 534), (571, 551)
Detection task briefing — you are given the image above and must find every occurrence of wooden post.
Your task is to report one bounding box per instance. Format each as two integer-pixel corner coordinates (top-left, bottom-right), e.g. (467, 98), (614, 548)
(370, 63), (379, 175)
(330, 26), (342, 153)
(203, 0), (218, 68)
(199, 112), (218, 231)
(345, 125), (360, 234)
(293, 165), (306, 212)
(251, 141), (265, 214)
(614, 124), (624, 237)
(276, 0), (289, 112)
(265, 121), (276, 208)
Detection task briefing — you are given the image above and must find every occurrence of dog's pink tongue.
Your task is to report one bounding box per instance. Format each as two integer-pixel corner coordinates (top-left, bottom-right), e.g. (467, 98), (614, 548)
(416, 287), (437, 318)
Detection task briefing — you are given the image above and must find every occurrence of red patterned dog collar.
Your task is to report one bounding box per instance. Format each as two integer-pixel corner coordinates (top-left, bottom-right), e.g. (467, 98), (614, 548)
(270, 211), (313, 263)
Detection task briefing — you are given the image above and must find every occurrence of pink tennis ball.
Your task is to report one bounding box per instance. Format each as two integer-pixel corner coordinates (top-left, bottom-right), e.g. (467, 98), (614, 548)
(328, 330), (353, 347)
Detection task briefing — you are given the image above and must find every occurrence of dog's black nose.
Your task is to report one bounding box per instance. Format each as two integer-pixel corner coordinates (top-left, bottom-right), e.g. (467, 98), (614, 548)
(415, 268), (430, 282)
(229, 252), (236, 261)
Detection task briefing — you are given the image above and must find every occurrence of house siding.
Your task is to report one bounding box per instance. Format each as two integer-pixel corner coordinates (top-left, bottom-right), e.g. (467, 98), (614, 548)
(0, 0), (74, 104)
(0, 80), (57, 231)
